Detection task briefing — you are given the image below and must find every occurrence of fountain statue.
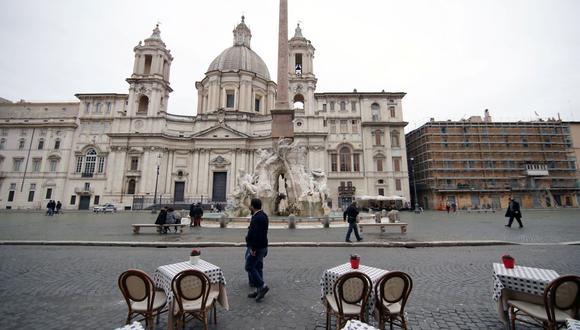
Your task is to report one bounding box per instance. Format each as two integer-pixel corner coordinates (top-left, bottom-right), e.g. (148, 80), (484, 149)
(227, 138), (330, 217)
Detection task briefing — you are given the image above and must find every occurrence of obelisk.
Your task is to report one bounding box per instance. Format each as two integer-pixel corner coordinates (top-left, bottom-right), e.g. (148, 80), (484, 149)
(271, 0), (294, 139)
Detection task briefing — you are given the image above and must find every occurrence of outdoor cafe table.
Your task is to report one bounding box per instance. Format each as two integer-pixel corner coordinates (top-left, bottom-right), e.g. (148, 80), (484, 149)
(567, 319), (580, 330)
(492, 262), (559, 327)
(321, 263), (389, 322)
(153, 259), (229, 328)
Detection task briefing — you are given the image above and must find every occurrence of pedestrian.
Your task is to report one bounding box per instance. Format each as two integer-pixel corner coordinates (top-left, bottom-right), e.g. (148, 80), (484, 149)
(189, 202), (196, 228)
(55, 201), (62, 215)
(446, 201), (451, 213)
(46, 200), (53, 216)
(505, 197), (524, 228)
(165, 207), (179, 233)
(192, 203), (204, 227)
(245, 198), (269, 302)
(451, 202), (457, 212)
(155, 207), (168, 234)
(343, 201), (363, 243)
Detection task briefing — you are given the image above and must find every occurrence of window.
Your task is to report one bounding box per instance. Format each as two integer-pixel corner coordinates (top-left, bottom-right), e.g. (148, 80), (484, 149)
(54, 139), (61, 150)
(46, 188), (52, 199)
(85, 102), (90, 113)
(351, 101), (356, 112)
(127, 179), (136, 194)
(226, 90), (235, 108)
(48, 159), (58, 172)
(339, 147), (352, 172)
(393, 157), (401, 172)
(376, 158), (384, 172)
(37, 139), (44, 150)
(293, 94), (305, 110)
(389, 106), (395, 118)
(463, 127), (469, 133)
(444, 160), (452, 168)
(374, 130), (382, 145)
(378, 179), (384, 184)
(353, 154), (360, 172)
(32, 158), (41, 172)
(340, 120), (348, 133)
(329, 120), (337, 134)
(522, 138), (528, 148)
(138, 95), (149, 113)
(330, 101), (335, 111)
(144, 55), (152, 74)
(13, 158), (23, 171)
(544, 138), (551, 148)
(391, 132), (400, 147)
(94, 195), (100, 205)
(0, 138), (5, 150)
(371, 103), (380, 121)
(255, 97), (261, 112)
(75, 156), (83, 173)
(378, 188), (385, 196)
(83, 149), (97, 175)
(95, 102), (102, 113)
(441, 127), (447, 134)
(340, 101), (346, 111)
(97, 156), (105, 173)
(331, 154), (338, 172)
(442, 138), (448, 149)
(18, 139), (26, 150)
(84, 182), (90, 191)
(8, 183), (16, 202)
(1, 128), (7, 136)
(28, 190), (35, 202)
(106, 102), (112, 113)
(322, 104), (327, 112)
(351, 120), (358, 134)
(463, 138), (470, 147)
(70, 195), (76, 205)
(130, 157), (139, 171)
(395, 179), (402, 191)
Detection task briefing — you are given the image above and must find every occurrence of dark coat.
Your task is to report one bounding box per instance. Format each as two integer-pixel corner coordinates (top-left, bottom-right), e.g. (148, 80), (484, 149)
(192, 206), (204, 219)
(246, 210), (269, 250)
(505, 200), (522, 218)
(343, 204), (359, 223)
(155, 210), (167, 225)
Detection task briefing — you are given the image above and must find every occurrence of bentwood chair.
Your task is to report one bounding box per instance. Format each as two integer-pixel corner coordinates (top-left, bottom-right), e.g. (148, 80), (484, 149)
(325, 271), (372, 329)
(171, 269), (219, 330)
(118, 269), (168, 330)
(374, 271), (413, 330)
(508, 274), (580, 330)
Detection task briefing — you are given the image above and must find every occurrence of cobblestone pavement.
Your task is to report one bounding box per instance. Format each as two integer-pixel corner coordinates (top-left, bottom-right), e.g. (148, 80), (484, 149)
(0, 245), (579, 329)
(0, 209), (579, 244)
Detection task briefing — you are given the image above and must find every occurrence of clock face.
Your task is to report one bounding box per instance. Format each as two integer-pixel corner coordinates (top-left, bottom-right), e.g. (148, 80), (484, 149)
(295, 64), (302, 75)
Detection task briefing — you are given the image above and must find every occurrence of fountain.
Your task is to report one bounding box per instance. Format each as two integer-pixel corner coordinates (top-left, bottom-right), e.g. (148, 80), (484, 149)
(227, 138), (330, 217)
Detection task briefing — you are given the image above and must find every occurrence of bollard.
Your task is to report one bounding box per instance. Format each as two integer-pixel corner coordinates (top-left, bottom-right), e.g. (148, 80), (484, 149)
(322, 215), (330, 228)
(288, 214), (296, 229)
(219, 214), (228, 228)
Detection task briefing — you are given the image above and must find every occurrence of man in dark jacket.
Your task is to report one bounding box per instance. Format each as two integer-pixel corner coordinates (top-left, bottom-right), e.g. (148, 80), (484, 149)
(245, 198), (269, 302)
(190, 203), (204, 227)
(505, 197), (523, 228)
(343, 201), (363, 242)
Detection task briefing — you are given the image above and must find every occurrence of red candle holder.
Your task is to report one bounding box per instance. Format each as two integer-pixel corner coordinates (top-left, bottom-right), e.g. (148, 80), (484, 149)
(350, 254), (360, 269)
(502, 255), (515, 269)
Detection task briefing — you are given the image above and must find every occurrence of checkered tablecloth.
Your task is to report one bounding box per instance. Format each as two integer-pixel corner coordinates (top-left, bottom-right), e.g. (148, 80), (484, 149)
(567, 319), (580, 330)
(321, 263), (389, 318)
(115, 321), (144, 330)
(341, 319), (379, 330)
(153, 259), (228, 310)
(492, 262), (559, 302)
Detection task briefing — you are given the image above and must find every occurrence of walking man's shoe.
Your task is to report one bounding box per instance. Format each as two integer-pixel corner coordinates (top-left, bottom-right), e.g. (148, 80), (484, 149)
(247, 291), (258, 298)
(357, 237), (363, 242)
(255, 285), (269, 302)
(505, 225), (510, 228)
(345, 240), (352, 243)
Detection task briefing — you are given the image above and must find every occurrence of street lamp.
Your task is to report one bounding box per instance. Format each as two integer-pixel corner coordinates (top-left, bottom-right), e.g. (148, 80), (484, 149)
(152, 153), (161, 213)
(410, 157), (420, 213)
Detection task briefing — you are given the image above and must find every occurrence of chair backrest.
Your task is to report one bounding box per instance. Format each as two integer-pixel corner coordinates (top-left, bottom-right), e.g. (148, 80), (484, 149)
(332, 272), (372, 315)
(544, 275), (580, 323)
(118, 269), (157, 311)
(375, 271), (413, 313)
(171, 269), (211, 312)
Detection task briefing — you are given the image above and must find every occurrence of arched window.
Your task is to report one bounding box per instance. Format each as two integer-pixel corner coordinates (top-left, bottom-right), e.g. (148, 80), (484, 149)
(137, 95), (149, 113)
(339, 147), (352, 172)
(371, 103), (380, 121)
(84, 149), (97, 175)
(127, 179), (136, 194)
(391, 131), (400, 148)
(293, 94), (304, 110)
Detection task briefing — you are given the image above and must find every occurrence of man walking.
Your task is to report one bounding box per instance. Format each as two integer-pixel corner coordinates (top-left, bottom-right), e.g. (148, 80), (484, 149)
(505, 197), (524, 228)
(245, 198), (269, 302)
(343, 201), (363, 243)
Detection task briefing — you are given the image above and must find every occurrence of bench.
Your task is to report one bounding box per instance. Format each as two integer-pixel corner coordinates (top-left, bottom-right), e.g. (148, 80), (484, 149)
(358, 222), (408, 234)
(132, 224), (188, 234)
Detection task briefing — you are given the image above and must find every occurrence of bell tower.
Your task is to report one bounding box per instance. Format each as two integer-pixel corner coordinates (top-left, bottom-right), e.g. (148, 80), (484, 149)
(288, 23), (317, 115)
(126, 24), (173, 117)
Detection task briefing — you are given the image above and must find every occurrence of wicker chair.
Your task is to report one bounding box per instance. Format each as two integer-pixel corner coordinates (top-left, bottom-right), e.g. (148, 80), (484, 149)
(508, 274), (580, 330)
(118, 269), (167, 330)
(325, 271), (372, 329)
(374, 271), (413, 330)
(171, 269), (219, 330)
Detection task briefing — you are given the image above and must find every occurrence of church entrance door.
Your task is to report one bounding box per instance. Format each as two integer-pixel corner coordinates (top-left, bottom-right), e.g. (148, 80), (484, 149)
(212, 172), (227, 202)
(174, 182), (185, 202)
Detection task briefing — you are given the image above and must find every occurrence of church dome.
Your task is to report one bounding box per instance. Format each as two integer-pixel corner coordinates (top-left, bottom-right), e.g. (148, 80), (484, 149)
(207, 17), (271, 80)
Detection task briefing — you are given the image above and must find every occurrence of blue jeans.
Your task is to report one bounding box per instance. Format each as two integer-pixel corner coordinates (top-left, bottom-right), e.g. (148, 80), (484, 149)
(345, 222), (361, 241)
(245, 247), (267, 288)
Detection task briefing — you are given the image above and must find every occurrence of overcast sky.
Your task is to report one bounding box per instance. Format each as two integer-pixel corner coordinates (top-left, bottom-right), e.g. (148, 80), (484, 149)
(1, 0), (579, 131)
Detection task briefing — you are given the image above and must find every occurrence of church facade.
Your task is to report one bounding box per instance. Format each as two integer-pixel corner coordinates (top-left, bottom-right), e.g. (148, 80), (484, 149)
(0, 20), (410, 211)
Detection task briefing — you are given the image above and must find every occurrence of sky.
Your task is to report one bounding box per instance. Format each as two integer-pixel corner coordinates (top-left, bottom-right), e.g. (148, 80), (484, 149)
(1, 0), (579, 131)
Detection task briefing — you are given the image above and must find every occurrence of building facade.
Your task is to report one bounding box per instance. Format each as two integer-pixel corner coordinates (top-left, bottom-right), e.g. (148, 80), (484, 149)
(405, 112), (580, 210)
(0, 21), (410, 210)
